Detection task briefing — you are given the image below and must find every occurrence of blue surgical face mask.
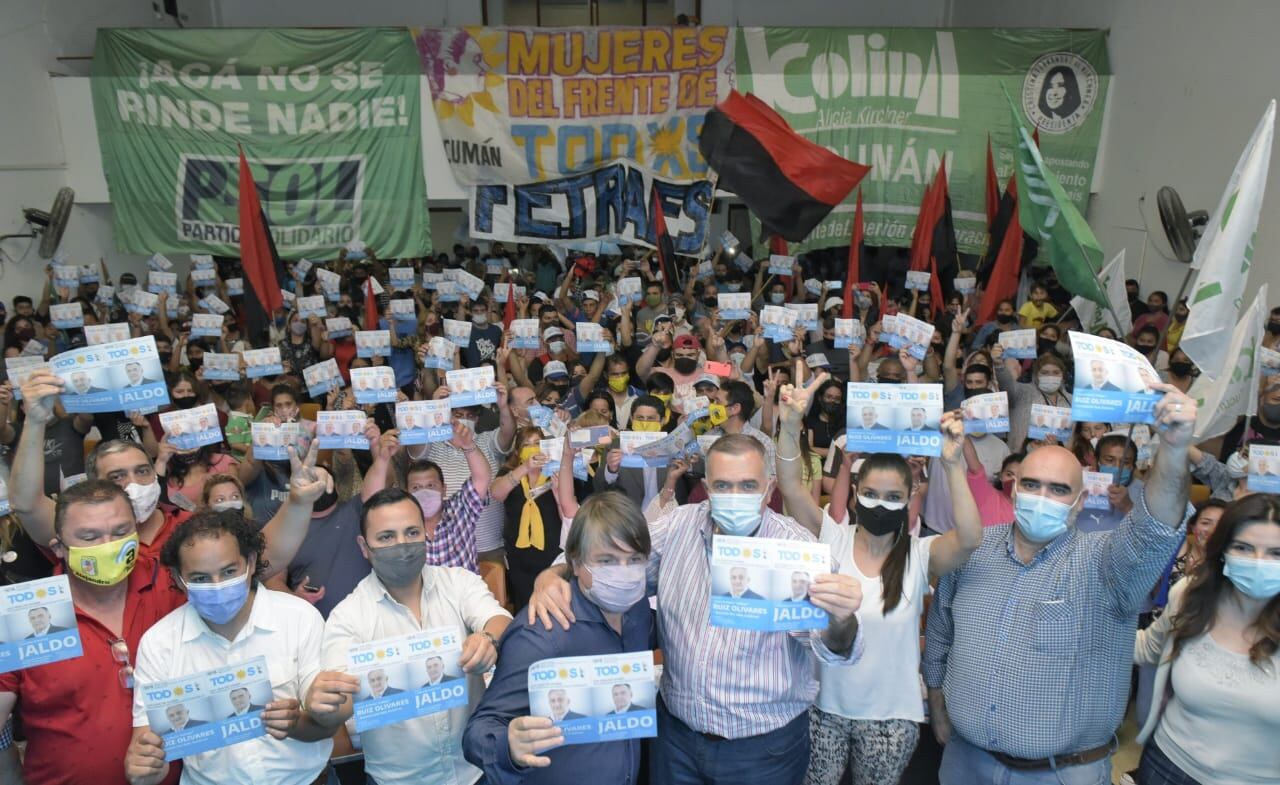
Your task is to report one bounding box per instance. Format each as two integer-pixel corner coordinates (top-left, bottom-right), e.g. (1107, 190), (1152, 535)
(709, 492), (767, 536)
(1098, 464), (1132, 487)
(1223, 554), (1280, 600)
(182, 569), (252, 625)
(1013, 491), (1078, 543)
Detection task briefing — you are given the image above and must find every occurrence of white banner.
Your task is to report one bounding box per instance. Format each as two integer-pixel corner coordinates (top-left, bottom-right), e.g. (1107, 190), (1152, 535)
(1071, 250), (1132, 336)
(1190, 283), (1266, 440)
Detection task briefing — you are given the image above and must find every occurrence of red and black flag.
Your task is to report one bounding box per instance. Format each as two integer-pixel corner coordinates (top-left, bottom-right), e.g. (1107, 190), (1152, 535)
(985, 135), (1001, 227)
(698, 91), (869, 242)
(237, 147), (287, 345)
(908, 169), (959, 321)
(977, 176), (1024, 324)
(651, 187), (679, 293)
(840, 190), (864, 319)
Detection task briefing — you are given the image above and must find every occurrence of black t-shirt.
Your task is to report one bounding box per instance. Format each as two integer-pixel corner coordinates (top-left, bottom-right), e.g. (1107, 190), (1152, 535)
(244, 464), (291, 522)
(12, 416), (87, 497)
(462, 323), (503, 367)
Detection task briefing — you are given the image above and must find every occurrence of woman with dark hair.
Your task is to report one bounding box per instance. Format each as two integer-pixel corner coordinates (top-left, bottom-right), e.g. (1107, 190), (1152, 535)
(156, 439), (257, 515)
(580, 389), (617, 429)
(3, 316), (38, 358)
(491, 426), (562, 610)
(805, 379), (844, 461)
(1132, 494), (1280, 785)
(1038, 65), (1081, 120)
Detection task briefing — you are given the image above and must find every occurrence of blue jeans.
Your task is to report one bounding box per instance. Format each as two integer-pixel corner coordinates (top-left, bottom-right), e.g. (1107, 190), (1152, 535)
(939, 735), (1110, 785)
(1137, 740), (1204, 785)
(653, 698), (809, 785)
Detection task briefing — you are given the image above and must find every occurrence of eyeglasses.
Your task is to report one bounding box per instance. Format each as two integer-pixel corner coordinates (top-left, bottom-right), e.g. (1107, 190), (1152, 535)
(109, 637), (134, 689)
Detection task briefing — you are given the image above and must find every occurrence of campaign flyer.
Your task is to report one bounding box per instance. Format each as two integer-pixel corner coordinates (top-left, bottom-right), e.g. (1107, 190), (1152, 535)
(761, 305), (798, 342)
(315, 269), (340, 299)
(880, 314), (902, 348)
(147, 253), (173, 271)
(616, 277), (642, 306)
(124, 289), (159, 316)
(446, 268), (485, 300)
(250, 422), (305, 461)
(348, 627), (468, 733)
(80, 264), (101, 284)
(140, 656), (272, 761)
(485, 257), (505, 276)
(526, 651), (657, 746)
(1069, 332), (1163, 424)
(1082, 470), (1113, 510)
(961, 392), (1010, 435)
(242, 348), (284, 379)
(421, 271), (443, 291)
(709, 535), (832, 632)
(351, 367), (398, 405)
(833, 319), (865, 350)
(49, 337), (170, 414)
(570, 426), (612, 451)
(786, 303), (819, 332)
(1262, 346), (1280, 377)
(95, 285), (115, 306)
(1247, 444), (1280, 493)
(389, 267), (416, 292)
(435, 280), (459, 303)
(201, 353), (241, 381)
(292, 259), (313, 281)
(619, 425), (695, 468)
(718, 292), (752, 321)
(50, 303), (83, 330)
(355, 330), (392, 359)
(844, 383), (943, 457)
(389, 300), (417, 334)
(198, 294), (231, 315)
(325, 317), (353, 339)
(148, 271), (177, 295)
(1027, 404), (1073, 442)
(618, 431), (665, 468)
(52, 264), (80, 290)
(424, 336), (456, 370)
(303, 359), (343, 399)
(5, 355), (46, 401)
(576, 323), (611, 353)
(539, 437), (564, 476)
(999, 329), (1037, 361)
(0, 576), (83, 674)
(190, 266), (216, 288)
(159, 404), (223, 450)
(894, 313), (935, 361)
(446, 367), (497, 408)
(443, 319), (472, 348)
(396, 400), (452, 446)
(510, 319), (541, 351)
(493, 283), (526, 304)
(317, 411), (369, 450)
(189, 313), (222, 339)
(905, 270), (931, 291)
(84, 324), (131, 346)
(296, 295), (326, 320)
(225, 277), (245, 297)
(767, 254), (795, 276)
(954, 274), (977, 295)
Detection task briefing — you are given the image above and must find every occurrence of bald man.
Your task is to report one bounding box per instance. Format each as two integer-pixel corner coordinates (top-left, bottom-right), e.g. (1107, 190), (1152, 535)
(924, 385), (1197, 784)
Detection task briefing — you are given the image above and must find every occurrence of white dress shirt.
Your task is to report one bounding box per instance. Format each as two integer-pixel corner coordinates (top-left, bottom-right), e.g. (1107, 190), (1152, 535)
(131, 586), (332, 785)
(322, 565), (512, 785)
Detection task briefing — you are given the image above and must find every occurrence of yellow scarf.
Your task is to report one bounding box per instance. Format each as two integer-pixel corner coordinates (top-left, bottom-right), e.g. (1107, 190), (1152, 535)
(515, 474), (548, 550)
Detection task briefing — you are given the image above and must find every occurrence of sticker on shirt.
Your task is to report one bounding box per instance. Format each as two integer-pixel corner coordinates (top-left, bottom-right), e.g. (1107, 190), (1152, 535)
(760, 305), (798, 342)
(446, 367), (497, 408)
(510, 319), (541, 351)
(1247, 444), (1280, 493)
(844, 383), (943, 457)
(141, 655), (271, 760)
(201, 352), (241, 381)
(190, 313), (223, 339)
(242, 347), (284, 379)
(348, 627), (468, 733)
(999, 329), (1037, 361)
(710, 536), (831, 632)
(1027, 404), (1072, 442)
(325, 317), (353, 339)
(442, 318), (472, 348)
(50, 302), (84, 330)
(1069, 332), (1162, 424)
(396, 400), (452, 445)
(351, 366), (398, 405)
(250, 421), (303, 461)
(315, 410), (368, 450)
(5, 355), (47, 401)
(718, 292), (751, 321)
(296, 295), (326, 320)
(833, 318), (864, 350)
(303, 358), (342, 399)
(575, 323), (611, 354)
(159, 403), (223, 450)
(1082, 470), (1112, 510)
(48, 336), (171, 413)
(527, 651), (657, 745)
(355, 330), (392, 359)
(961, 391), (1009, 435)
(0, 576), (83, 673)
(424, 336), (456, 370)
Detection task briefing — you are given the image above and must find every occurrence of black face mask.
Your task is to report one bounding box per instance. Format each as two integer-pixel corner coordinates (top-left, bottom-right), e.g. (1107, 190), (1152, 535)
(673, 357), (699, 375)
(1137, 344), (1157, 356)
(1037, 338), (1058, 356)
(963, 386), (987, 399)
(312, 486), (340, 514)
(188, 357), (203, 371)
(157, 352), (173, 365)
(172, 395), (198, 409)
(1169, 361), (1194, 377)
(855, 499), (908, 537)
(996, 313), (1016, 325)
(1267, 321), (1280, 336)
(879, 376), (903, 385)
(702, 297), (718, 309)
(821, 401), (842, 416)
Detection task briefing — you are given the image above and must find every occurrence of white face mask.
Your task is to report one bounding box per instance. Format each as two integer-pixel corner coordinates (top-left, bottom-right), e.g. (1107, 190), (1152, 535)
(1037, 375), (1063, 393)
(548, 341), (566, 354)
(125, 481), (161, 523)
(472, 313), (489, 326)
(210, 499), (244, 512)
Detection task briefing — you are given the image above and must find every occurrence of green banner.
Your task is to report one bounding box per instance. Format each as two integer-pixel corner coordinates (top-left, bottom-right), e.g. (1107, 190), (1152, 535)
(734, 28), (1111, 255)
(91, 28), (430, 260)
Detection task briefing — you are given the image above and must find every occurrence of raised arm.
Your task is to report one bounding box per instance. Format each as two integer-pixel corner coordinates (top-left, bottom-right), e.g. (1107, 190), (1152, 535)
(361, 423), (399, 501)
(10, 371), (63, 546)
(259, 440), (333, 580)
(926, 415), (983, 578)
(775, 361), (830, 536)
(943, 310), (967, 391)
(553, 443), (579, 520)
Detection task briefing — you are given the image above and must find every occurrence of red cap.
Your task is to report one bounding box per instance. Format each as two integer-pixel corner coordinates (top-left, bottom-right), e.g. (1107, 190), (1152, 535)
(673, 334), (702, 350)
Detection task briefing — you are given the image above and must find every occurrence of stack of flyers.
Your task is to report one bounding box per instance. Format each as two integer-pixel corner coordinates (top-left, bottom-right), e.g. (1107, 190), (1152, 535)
(961, 391), (1010, 434)
(880, 314), (900, 346)
(0, 576), (83, 673)
(190, 314), (223, 338)
(303, 359), (342, 398)
(1262, 346), (1280, 377)
(493, 283), (525, 303)
(616, 277), (643, 306)
(446, 269), (485, 300)
(709, 535), (832, 631)
(50, 302), (83, 329)
(95, 285), (115, 306)
(5, 356), (45, 400)
(297, 295), (326, 319)
(526, 651), (658, 745)
(446, 367), (497, 407)
(894, 313), (935, 360)
(1248, 444), (1280, 492)
(396, 400), (453, 445)
(147, 253), (173, 271)
(315, 268), (340, 300)
(201, 353), (241, 381)
(485, 257), (506, 275)
(148, 271), (177, 295)
(844, 382), (944, 457)
(389, 300), (417, 330)
(52, 264), (80, 289)
(1027, 404), (1072, 442)
(50, 336), (170, 414)
(510, 319), (541, 350)
(422, 271), (443, 290)
(125, 289), (159, 315)
(317, 411), (369, 450)
(767, 254), (795, 276)
(539, 437), (565, 475)
(355, 330), (392, 359)
(198, 294), (231, 314)
(833, 318), (865, 350)
(225, 277), (245, 296)
(140, 656), (271, 760)
(435, 280), (459, 302)
(347, 627), (468, 733)
(79, 264), (100, 284)
(760, 305), (798, 342)
(389, 267), (416, 292)
(1082, 471), (1113, 510)
(719, 230), (739, 251)
(576, 323), (610, 353)
(325, 317), (353, 339)
(293, 259), (313, 280)
(620, 425), (695, 468)
(786, 302), (819, 332)
(954, 274), (977, 294)
(718, 292), (751, 320)
(243, 348), (284, 379)
(905, 270), (931, 291)
(190, 266), (217, 288)
(424, 336), (455, 370)
(999, 329), (1037, 360)
(250, 421), (302, 461)
(1069, 332), (1163, 425)
(443, 319), (472, 348)
(159, 403), (223, 450)
(351, 367), (398, 404)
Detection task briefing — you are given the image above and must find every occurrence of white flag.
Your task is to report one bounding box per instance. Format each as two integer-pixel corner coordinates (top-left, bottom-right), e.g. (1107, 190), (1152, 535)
(1191, 283), (1266, 440)
(1071, 250), (1132, 336)
(1181, 101), (1275, 377)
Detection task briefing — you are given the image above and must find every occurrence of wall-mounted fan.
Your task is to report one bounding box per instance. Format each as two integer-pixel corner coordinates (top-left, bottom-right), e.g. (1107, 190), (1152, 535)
(1156, 186), (1209, 263)
(0, 187), (74, 259)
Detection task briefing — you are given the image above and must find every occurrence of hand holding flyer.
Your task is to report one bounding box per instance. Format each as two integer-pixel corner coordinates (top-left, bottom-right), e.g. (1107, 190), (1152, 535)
(905, 270), (931, 291)
(510, 319), (540, 350)
(50, 302), (83, 329)
(1028, 404), (1073, 442)
(317, 411), (369, 450)
(242, 348), (284, 379)
(761, 305), (798, 342)
(0, 576), (83, 674)
(833, 318), (865, 350)
(50, 336), (170, 413)
(576, 323), (610, 353)
(397, 400), (452, 445)
(190, 314), (223, 338)
(140, 656), (272, 760)
(303, 359), (342, 398)
(961, 391), (1010, 434)
(526, 652), (657, 746)
(446, 367), (497, 407)
(845, 382), (944, 457)
(1247, 444), (1280, 493)
(389, 267), (415, 292)
(351, 367), (397, 404)
(443, 319), (472, 348)
(768, 254), (795, 276)
(786, 303), (819, 332)
(325, 317), (353, 339)
(1082, 470), (1113, 510)
(999, 329), (1037, 360)
(1069, 331), (1162, 424)
(348, 627), (468, 733)
(159, 403), (223, 450)
(895, 313), (935, 360)
(710, 535), (832, 631)
(251, 422), (302, 461)
(297, 296), (326, 319)
(201, 353), (241, 381)
(717, 292), (751, 320)
(424, 336), (456, 370)
(356, 330), (392, 359)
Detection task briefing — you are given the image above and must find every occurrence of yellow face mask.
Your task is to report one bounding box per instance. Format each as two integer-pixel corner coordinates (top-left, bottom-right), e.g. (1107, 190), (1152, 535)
(631, 420), (663, 433)
(651, 393), (672, 405)
(607, 374), (630, 393)
(707, 403), (728, 426)
(519, 445), (542, 463)
(65, 533), (140, 587)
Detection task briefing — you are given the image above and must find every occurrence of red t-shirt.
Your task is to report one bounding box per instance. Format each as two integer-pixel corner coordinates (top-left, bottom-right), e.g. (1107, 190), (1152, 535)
(0, 554), (186, 785)
(332, 337), (357, 383)
(140, 507), (191, 560)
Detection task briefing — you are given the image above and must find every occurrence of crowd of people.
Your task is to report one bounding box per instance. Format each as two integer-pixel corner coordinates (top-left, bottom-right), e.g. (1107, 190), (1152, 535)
(0, 239), (1273, 785)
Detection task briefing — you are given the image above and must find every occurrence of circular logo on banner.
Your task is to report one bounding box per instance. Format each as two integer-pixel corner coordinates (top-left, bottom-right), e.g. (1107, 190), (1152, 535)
(1022, 52), (1100, 134)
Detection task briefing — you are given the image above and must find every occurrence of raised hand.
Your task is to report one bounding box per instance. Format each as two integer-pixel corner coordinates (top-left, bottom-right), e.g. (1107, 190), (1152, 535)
(20, 369), (63, 425)
(1149, 383), (1197, 448)
(778, 358), (829, 433)
(938, 410), (965, 466)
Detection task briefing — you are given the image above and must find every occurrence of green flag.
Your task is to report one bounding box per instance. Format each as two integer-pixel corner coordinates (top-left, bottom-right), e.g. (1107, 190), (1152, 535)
(1007, 93), (1107, 307)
